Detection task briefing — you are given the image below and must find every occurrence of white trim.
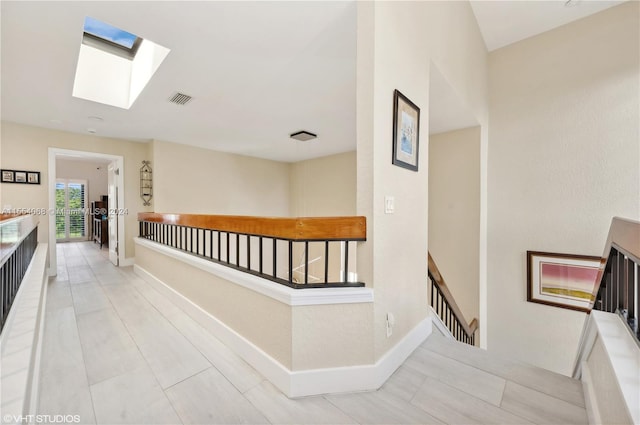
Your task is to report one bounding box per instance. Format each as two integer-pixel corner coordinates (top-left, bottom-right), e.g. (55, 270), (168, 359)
(134, 263), (431, 397)
(48, 148), (126, 274)
(135, 237), (374, 306)
(0, 244), (49, 417)
(574, 310), (640, 425)
(120, 257), (135, 267)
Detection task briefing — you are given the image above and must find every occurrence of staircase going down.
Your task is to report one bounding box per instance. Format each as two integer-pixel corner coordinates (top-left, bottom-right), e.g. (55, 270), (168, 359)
(394, 331), (588, 425)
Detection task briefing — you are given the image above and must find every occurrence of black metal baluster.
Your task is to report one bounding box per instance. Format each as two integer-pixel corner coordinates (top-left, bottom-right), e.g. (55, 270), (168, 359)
(273, 239), (277, 279)
(288, 241), (293, 284)
(344, 241), (349, 282)
(247, 235), (251, 271)
(236, 233), (240, 266)
(259, 236), (263, 274)
(304, 241), (309, 285)
(324, 241), (329, 284)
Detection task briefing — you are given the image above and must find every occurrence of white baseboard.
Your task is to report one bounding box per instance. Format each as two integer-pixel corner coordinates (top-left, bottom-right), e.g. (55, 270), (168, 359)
(120, 257), (135, 267)
(134, 264), (432, 397)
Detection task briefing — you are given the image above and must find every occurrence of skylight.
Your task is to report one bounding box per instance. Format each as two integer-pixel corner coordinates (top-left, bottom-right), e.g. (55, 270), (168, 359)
(84, 16), (138, 49)
(72, 16), (170, 109)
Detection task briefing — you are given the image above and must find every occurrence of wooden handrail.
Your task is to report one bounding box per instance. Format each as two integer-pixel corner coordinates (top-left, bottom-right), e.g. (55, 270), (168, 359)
(590, 217), (640, 311)
(138, 213), (366, 241)
(428, 252), (478, 337)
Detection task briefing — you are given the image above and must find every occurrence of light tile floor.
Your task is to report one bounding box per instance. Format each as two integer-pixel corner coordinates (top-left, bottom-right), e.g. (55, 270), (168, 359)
(38, 242), (587, 425)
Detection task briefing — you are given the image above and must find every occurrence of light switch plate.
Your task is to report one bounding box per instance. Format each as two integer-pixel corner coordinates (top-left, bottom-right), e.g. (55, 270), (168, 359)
(384, 196), (394, 214)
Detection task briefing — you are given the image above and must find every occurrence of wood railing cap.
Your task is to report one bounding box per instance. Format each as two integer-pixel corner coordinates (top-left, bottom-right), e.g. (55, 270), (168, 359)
(138, 212), (366, 241)
(428, 252), (478, 337)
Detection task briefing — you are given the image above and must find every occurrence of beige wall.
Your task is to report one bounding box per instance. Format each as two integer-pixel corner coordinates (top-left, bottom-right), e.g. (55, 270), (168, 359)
(0, 122), (151, 261)
(56, 159), (109, 204)
(429, 126), (480, 329)
(135, 243), (293, 368)
(289, 151), (356, 217)
(357, 1), (488, 360)
(152, 140), (290, 216)
(137, 242), (375, 372)
(487, 2), (640, 375)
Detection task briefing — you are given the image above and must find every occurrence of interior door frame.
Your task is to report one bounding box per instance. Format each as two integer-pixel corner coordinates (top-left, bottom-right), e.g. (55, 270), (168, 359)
(48, 148), (125, 276)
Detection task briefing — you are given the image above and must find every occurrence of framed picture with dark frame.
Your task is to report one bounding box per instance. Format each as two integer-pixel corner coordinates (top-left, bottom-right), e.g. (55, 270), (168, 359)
(392, 89), (420, 171)
(1, 170), (14, 183)
(1, 169), (41, 185)
(27, 172), (40, 184)
(526, 251), (603, 312)
(14, 171), (27, 183)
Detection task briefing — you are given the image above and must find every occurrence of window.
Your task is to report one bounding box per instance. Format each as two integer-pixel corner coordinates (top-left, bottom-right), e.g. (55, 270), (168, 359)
(82, 16), (142, 60)
(56, 180), (88, 241)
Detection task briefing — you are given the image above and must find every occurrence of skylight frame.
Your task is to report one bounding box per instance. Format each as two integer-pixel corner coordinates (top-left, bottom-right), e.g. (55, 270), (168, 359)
(82, 31), (142, 60)
(82, 16), (142, 60)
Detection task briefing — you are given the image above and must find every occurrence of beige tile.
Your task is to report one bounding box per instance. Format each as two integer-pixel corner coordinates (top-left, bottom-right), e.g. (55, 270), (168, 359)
(76, 308), (147, 386)
(71, 283), (111, 315)
(423, 331), (585, 407)
(102, 284), (211, 389)
(326, 390), (443, 424)
(411, 377), (534, 425)
(381, 365), (427, 402)
(38, 308), (95, 423)
(501, 381), (588, 425)
(405, 346), (506, 406)
(90, 366), (181, 425)
(133, 280), (263, 393)
(245, 381), (357, 424)
(165, 368), (269, 424)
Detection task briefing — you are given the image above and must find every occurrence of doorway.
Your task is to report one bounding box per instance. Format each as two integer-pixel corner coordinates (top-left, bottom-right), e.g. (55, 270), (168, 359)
(48, 148), (126, 275)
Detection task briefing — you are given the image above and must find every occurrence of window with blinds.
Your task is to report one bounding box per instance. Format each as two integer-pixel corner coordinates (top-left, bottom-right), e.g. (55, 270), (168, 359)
(56, 179), (88, 241)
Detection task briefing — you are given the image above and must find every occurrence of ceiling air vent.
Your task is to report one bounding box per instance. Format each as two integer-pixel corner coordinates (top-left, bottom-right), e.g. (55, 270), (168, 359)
(168, 92), (193, 105)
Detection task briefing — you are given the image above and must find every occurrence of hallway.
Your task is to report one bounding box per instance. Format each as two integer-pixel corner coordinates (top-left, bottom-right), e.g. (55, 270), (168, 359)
(38, 242), (587, 425)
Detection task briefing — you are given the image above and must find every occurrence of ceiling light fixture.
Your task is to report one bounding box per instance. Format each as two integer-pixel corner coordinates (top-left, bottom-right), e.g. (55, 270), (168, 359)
(290, 131), (317, 141)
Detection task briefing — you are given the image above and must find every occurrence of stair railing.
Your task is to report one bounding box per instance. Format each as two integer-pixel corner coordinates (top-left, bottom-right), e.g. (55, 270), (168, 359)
(428, 252), (478, 345)
(591, 217), (640, 341)
(138, 212), (366, 289)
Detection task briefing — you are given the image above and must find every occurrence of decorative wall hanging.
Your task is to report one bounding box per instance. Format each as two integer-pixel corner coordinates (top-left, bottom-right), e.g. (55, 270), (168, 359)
(140, 161), (153, 206)
(527, 250), (602, 312)
(392, 89), (420, 171)
(1, 169), (40, 184)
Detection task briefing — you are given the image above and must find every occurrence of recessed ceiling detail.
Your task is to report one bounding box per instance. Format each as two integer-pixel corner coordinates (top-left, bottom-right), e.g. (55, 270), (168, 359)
(290, 131), (317, 142)
(72, 16), (170, 109)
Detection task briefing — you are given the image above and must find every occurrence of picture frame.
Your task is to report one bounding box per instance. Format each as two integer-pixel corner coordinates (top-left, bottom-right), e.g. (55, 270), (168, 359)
(526, 251), (602, 312)
(1, 170), (15, 183)
(27, 172), (40, 184)
(1, 169), (41, 185)
(392, 89), (420, 171)
(14, 171), (27, 183)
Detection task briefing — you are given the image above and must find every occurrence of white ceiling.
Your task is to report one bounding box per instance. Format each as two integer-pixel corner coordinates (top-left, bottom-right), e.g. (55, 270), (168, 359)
(1, 1), (626, 163)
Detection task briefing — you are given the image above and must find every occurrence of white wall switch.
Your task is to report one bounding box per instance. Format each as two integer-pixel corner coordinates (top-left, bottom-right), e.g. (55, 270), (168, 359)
(384, 196), (395, 214)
